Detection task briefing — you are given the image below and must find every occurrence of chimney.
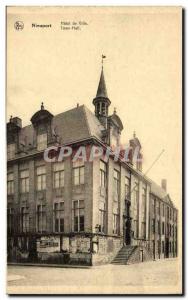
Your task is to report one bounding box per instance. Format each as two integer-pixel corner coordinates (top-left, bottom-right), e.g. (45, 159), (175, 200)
(161, 179), (167, 192)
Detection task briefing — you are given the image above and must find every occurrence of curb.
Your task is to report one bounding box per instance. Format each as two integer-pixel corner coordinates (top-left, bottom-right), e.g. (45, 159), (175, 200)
(8, 263), (91, 269)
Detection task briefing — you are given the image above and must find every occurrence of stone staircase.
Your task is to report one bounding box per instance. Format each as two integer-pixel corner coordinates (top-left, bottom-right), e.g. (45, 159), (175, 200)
(111, 245), (137, 265)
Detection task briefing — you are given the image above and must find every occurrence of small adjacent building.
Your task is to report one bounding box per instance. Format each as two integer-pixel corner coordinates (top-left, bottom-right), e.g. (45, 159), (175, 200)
(7, 66), (178, 265)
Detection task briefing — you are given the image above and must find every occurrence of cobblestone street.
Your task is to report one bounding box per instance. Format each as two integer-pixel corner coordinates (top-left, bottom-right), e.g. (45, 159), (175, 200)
(7, 258), (182, 294)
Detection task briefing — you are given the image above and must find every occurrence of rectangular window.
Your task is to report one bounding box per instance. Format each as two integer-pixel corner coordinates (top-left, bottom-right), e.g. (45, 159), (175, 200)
(73, 160), (84, 185)
(113, 214), (119, 235)
(37, 133), (47, 151)
(20, 170), (29, 193)
(113, 169), (120, 197)
(99, 209), (106, 233)
(167, 223), (169, 235)
(158, 240), (161, 255)
(134, 220), (138, 238)
(162, 203), (165, 217)
(142, 185), (146, 219)
(20, 207), (29, 232)
(7, 207), (14, 234)
(7, 173), (14, 195)
(156, 201), (160, 215)
(100, 160), (107, 188)
(152, 219), (155, 233)
(54, 201), (64, 232)
(125, 177), (130, 200)
(162, 221), (165, 235)
(37, 204), (46, 233)
(167, 207), (169, 219)
(7, 143), (15, 160)
(53, 162), (64, 188)
(162, 241), (165, 253)
(73, 200), (84, 232)
(133, 181), (139, 238)
(36, 166), (46, 191)
(158, 221), (160, 234)
(152, 198), (155, 215)
(141, 222), (146, 239)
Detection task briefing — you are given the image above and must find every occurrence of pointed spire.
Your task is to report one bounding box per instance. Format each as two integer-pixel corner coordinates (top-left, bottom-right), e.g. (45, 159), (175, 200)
(96, 67), (108, 99)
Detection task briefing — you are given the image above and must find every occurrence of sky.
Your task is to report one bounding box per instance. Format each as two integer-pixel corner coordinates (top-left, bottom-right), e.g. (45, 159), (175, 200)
(7, 6), (182, 208)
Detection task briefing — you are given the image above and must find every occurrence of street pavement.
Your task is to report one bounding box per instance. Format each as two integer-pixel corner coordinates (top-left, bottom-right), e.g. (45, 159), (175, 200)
(7, 258), (182, 294)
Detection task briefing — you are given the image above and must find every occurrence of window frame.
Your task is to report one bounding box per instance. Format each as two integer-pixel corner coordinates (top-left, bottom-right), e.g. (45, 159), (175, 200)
(37, 133), (47, 151)
(53, 201), (64, 233)
(36, 166), (46, 191)
(20, 169), (29, 193)
(72, 200), (85, 232)
(7, 172), (14, 195)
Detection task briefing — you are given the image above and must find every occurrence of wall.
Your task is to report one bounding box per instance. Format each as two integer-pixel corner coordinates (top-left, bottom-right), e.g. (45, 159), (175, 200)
(92, 235), (123, 265)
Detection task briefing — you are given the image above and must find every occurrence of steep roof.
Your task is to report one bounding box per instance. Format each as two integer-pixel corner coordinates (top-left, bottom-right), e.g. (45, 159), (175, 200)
(96, 68), (108, 98)
(18, 105), (105, 146)
(150, 180), (175, 208)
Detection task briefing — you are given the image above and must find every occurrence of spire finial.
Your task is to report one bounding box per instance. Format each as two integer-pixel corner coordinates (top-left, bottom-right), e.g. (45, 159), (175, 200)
(133, 131), (136, 138)
(10, 115), (13, 122)
(114, 107), (117, 114)
(101, 54), (106, 68)
(41, 102), (44, 110)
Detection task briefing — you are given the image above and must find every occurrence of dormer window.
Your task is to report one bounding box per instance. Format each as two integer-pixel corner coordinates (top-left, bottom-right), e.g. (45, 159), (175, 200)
(7, 143), (16, 160)
(37, 133), (47, 151)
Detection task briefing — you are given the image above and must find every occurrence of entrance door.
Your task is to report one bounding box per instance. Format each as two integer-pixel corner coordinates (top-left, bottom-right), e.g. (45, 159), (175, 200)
(124, 201), (131, 245)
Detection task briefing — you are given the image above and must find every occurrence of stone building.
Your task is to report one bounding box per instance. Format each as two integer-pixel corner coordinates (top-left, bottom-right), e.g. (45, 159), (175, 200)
(7, 66), (178, 265)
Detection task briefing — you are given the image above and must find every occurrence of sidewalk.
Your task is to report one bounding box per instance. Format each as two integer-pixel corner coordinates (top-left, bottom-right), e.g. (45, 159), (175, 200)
(8, 262), (91, 269)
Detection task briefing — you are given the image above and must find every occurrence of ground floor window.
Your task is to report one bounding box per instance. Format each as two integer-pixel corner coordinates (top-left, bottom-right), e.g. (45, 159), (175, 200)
(157, 240), (161, 255)
(73, 200), (85, 232)
(113, 214), (119, 235)
(7, 208), (14, 234)
(99, 209), (106, 233)
(141, 221), (146, 239)
(20, 207), (29, 232)
(162, 241), (165, 253)
(54, 202), (64, 232)
(37, 204), (46, 233)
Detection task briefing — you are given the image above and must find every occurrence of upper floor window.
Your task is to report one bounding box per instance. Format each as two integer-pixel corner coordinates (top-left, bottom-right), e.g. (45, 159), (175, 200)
(53, 162), (64, 188)
(73, 200), (84, 232)
(113, 169), (120, 197)
(37, 133), (47, 151)
(20, 170), (29, 193)
(7, 143), (15, 160)
(100, 160), (106, 188)
(54, 201), (64, 233)
(152, 219), (155, 233)
(167, 206), (170, 219)
(36, 166), (46, 191)
(73, 160), (84, 186)
(162, 203), (165, 217)
(156, 201), (160, 215)
(133, 181), (139, 215)
(152, 198), (155, 215)
(7, 173), (14, 195)
(142, 185), (146, 218)
(125, 177), (130, 200)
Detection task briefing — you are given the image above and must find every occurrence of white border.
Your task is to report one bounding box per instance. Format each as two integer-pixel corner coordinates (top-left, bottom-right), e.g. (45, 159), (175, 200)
(0, 1), (186, 299)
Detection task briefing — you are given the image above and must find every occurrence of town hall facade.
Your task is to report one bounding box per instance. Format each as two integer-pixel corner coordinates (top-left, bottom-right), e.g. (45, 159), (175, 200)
(7, 65), (178, 265)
